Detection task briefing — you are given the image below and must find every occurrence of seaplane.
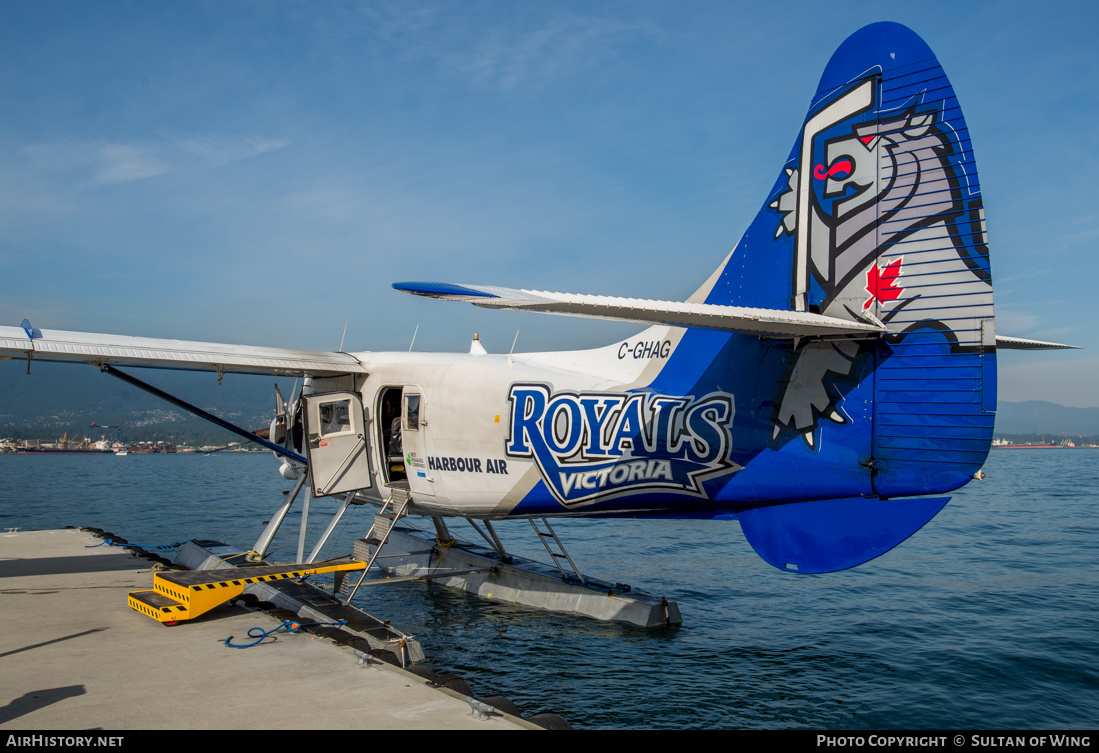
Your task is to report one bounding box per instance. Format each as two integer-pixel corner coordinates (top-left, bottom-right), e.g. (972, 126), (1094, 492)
(0, 22), (1076, 627)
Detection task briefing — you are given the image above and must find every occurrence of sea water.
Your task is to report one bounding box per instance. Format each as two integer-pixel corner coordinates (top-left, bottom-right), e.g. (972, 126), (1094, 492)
(1, 450), (1096, 729)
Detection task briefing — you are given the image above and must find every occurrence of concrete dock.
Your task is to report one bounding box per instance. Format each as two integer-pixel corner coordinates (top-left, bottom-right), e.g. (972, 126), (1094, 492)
(0, 528), (535, 730)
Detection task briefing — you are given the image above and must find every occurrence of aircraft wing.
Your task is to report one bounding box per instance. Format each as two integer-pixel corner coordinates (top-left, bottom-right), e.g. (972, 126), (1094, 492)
(0, 322), (367, 377)
(392, 282), (885, 339)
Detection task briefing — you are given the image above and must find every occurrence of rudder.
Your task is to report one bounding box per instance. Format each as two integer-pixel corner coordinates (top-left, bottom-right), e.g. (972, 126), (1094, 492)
(695, 22), (995, 494)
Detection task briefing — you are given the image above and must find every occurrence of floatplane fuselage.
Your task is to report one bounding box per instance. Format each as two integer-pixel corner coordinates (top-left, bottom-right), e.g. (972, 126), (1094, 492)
(1, 22), (1078, 578)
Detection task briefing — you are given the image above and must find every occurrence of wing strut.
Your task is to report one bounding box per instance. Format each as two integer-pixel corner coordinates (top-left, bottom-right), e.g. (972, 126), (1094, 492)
(99, 363), (307, 465)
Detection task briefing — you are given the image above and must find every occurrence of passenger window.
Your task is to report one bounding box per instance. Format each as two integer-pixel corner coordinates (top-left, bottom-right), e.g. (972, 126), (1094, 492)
(319, 400), (352, 436)
(404, 395), (420, 431)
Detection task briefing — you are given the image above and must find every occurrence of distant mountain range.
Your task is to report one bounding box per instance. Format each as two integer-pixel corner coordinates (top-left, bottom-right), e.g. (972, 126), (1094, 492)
(0, 360), (293, 445)
(993, 401), (1099, 437)
(2, 361), (1097, 443)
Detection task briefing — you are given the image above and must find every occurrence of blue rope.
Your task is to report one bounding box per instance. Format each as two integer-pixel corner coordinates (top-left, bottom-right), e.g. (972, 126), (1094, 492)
(224, 619), (347, 649)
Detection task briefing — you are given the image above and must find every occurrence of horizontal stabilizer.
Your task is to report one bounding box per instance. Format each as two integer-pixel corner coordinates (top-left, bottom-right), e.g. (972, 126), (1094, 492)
(996, 336), (1081, 350)
(392, 281), (884, 339)
(0, 324), (367, 377)
(738, 496), (950, 573)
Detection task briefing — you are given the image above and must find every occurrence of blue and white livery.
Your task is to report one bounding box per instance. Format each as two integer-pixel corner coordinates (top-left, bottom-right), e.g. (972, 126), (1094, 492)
(0, 23), (1076, 576)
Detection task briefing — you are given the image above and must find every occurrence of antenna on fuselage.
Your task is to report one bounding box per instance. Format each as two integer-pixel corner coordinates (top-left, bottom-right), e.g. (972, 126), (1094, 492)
(408, 324), (419, 352)
(507, 329), (520, 366)
(338, 319), (348, 352)
(470, 332), (487, 356)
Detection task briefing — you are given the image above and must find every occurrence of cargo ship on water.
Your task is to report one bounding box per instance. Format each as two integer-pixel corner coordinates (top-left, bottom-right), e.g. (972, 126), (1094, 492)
(15, 440), (177, 454)
(17, 445), (115, 454)
(15, 434), (115, 454)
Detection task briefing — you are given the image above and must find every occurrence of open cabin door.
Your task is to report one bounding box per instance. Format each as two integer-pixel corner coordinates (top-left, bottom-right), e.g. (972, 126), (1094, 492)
(303, 391), (373, 497)
(401, 388), (435, 498)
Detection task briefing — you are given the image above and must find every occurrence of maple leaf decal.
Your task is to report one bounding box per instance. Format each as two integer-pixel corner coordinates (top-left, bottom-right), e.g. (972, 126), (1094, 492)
(864, 257), (904, 310)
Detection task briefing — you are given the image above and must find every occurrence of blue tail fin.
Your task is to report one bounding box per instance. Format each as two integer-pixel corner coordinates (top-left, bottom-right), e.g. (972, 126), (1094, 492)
(697, 22), (995, 494)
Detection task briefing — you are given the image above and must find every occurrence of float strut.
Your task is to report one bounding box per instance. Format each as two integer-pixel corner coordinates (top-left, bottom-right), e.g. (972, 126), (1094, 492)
(307, 491), (358, 564)
(296, 485), (312, 564)
(466, 519), (511, 561)
(251, 471), (308, 559)
(432, 516), (454, 544)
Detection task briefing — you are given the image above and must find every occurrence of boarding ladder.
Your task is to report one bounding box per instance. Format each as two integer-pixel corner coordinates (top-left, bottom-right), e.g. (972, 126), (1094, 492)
(128, 558), (367, 625)
(530, 517), (585, 584)
(342, 488), (411, 605)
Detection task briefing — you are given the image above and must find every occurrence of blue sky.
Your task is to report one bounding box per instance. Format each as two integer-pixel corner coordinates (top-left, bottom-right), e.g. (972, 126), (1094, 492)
(2, 1), (1097, 406)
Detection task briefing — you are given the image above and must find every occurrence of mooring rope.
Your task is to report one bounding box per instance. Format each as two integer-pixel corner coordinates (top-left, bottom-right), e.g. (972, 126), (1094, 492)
(224, 619), (348, 649)
(430, 537), (457, 574)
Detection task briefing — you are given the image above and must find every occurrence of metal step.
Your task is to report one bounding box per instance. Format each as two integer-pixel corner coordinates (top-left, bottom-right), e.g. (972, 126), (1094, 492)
(373, 514), (395, 539)
(129, 558), (367, 624)
(342, 490), (411, 605)
(127, 589), (188, 623)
